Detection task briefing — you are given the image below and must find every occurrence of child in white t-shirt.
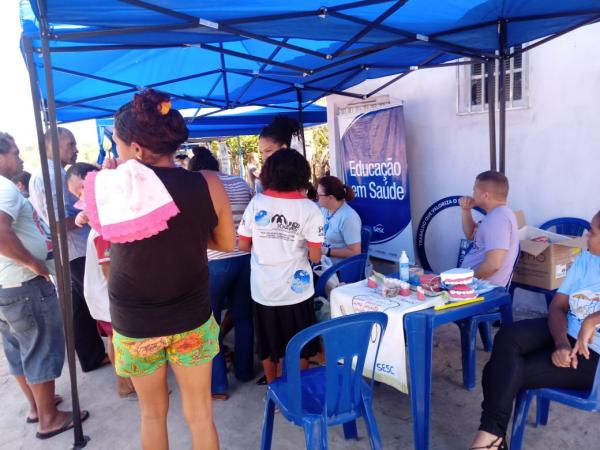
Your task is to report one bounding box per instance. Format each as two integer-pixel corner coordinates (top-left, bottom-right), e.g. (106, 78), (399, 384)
(238, 149), (324, 383)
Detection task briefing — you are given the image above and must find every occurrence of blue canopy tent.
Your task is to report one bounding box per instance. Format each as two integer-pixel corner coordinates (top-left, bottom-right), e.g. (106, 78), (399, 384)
(21, 0), (600, 169)
(19, 1), (600, 447)
(97, 104), (327, 140)
(95, 103), (327, 165)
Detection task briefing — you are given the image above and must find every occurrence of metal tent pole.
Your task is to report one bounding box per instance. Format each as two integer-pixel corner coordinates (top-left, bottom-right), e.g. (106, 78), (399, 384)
(486, 59), (497, 171)
(498, 20), (507, 174)
(37, 0), (89, 447)
(22, 42), (76, 435)
(296, 89), (307, 157)
(237, 136), (244, 178)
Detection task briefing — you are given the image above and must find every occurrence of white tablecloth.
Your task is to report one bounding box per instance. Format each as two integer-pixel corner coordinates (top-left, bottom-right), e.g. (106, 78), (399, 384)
(330, 280), (444, 393)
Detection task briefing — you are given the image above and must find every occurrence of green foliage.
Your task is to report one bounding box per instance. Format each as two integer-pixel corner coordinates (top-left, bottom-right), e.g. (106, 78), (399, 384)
(223, 135), (259, 176)
(309, 125), (330, 185)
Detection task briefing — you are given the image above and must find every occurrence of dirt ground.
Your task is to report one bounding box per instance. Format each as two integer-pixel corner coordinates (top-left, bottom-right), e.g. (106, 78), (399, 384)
(1, 295), (597, 450)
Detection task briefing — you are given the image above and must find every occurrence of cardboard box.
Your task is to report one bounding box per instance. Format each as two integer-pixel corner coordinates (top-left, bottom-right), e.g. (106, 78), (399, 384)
(512, 225), (587, 290)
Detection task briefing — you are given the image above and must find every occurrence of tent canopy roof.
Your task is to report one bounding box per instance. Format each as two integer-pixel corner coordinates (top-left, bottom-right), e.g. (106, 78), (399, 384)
(97, 103), (327, 138)
(21, 0), (600, 122)
(28, 1), (600, 51)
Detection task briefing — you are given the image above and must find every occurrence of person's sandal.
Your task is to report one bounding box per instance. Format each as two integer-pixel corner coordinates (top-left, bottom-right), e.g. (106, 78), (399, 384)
(469, 436), (508, 450)
(26, 395), (64, 423)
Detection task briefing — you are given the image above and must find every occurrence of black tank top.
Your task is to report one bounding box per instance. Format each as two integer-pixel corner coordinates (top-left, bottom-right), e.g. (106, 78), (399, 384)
(109, 166), (217, 338)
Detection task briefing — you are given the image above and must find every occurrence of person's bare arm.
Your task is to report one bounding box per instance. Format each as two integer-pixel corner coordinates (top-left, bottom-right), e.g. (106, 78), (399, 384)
(202, 171), (235, 252)
(547, 293), (575, 368)
(570, 311), (600, 367)
(100, 262), (110, 281)
(308, 245), (321, 264)
(459, 196), (477, 240)
(238, 237), (251, 252)
(65, 216), (80, 231)
(548, 293), (571, 348)
(474, 249), (508, 280)
(0, 211), (50, 280)
(327, 242), (361, 259)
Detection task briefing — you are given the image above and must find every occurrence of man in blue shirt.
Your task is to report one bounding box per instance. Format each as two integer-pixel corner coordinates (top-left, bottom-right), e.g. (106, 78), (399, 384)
(29, 128), (107, 372)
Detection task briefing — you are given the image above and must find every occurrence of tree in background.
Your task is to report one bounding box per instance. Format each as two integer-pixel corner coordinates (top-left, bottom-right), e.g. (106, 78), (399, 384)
(225, 135), (259, 176)
(310, 125), (330, 186)
(189, 127), (330, 185)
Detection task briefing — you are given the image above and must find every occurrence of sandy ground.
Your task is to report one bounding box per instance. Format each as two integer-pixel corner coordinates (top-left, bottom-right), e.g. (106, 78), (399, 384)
(1, 291), (597, 449)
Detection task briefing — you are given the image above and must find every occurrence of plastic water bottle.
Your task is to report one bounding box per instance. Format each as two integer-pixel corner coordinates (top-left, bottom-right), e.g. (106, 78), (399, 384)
(399, 251), (410, 282)
(364, 257), (373, 278)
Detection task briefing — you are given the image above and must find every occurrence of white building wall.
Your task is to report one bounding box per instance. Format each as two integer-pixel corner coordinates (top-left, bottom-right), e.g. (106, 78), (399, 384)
(326, 23), (600, 310)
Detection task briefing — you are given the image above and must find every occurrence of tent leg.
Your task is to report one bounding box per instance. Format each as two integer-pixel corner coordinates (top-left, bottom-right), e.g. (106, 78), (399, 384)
(36, 9), (90, 449)
(498, 20), (507, 174)
(486, 60), (496, 171)
(297, 88), (306, 157)
(237, 136), (244, 178)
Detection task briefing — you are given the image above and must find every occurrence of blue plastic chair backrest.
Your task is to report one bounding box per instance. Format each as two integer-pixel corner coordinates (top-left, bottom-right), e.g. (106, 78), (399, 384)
(456, 238), (474, 267)
(360, 225), (372, 254)
(505, 244), (521, 289)
(539, 217), (590, 237)
(314, 253), (368, 298)
(283, 312), (388, 418)
(586, 358), (600, 404)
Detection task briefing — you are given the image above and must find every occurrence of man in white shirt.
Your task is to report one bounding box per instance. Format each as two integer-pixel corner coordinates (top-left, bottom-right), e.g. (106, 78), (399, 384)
(29, 128), (107, 372)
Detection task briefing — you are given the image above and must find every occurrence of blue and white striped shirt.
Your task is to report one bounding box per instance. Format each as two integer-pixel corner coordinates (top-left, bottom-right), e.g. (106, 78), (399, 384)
(207, 174), (253, 261)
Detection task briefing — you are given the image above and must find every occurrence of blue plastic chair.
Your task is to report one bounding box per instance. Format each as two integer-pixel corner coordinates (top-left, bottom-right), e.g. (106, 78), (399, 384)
(509, 217), (590, 309)
(510, 357), (600, 450)
(261, 312), (388, 450)
(539, 217), (591, 237)
(314, 253), (368, 299)
(361, 225), (373, 254)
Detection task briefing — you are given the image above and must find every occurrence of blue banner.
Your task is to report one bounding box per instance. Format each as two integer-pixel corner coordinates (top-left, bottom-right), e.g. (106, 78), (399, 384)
(339, 105), (413, 262)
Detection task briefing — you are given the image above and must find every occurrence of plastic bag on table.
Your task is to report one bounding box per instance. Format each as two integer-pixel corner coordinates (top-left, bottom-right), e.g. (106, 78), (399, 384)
(314, 296), (331, 322)
(312, 255), (340, 296)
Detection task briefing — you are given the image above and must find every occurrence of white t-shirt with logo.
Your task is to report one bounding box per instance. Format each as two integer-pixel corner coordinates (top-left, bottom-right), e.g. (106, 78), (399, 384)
(238, 190), (324, 306)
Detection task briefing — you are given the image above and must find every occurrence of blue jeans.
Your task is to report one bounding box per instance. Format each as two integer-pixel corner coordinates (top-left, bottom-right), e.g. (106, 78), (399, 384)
(0, 278), (65, 384)
(209, 255), (254, 393)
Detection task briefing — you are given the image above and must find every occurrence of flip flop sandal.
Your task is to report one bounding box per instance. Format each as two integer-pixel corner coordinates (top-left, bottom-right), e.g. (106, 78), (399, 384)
(211, 393), (230, 401)
(35, 410), (90, 440)
(118, 391), (138, 400)
(26, 395), (64, 424)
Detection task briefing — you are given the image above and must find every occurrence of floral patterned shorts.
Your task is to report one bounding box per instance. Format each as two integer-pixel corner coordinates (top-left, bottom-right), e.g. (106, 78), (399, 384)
(112, 316), (220, 378)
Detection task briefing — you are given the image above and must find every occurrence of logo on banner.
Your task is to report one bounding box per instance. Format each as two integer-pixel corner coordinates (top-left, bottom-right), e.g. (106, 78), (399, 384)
(373, 224), (385, 234)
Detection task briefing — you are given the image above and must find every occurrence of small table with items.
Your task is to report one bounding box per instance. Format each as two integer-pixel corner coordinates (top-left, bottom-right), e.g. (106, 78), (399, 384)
(330, 278), (512, 450)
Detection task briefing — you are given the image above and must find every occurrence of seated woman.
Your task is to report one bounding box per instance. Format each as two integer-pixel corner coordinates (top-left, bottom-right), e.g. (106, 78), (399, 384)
(469, 210), (600, 450)
(317, 175), (362, 265)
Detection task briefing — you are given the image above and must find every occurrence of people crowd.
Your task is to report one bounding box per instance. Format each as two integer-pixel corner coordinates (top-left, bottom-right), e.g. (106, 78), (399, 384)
(0, 89), (596, 450)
